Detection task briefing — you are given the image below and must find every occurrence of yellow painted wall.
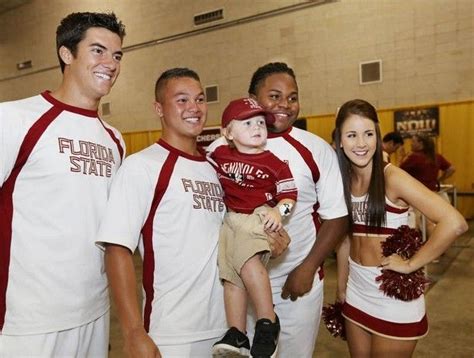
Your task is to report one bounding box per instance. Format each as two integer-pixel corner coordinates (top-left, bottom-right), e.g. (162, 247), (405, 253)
(123, 100), (474, 218)
(122, 130), (161, 155)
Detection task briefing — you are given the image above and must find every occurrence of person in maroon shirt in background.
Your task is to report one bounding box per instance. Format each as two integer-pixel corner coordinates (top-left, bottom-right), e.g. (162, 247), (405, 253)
(400, 134), (455, 191)
(400, 133), (456, 236)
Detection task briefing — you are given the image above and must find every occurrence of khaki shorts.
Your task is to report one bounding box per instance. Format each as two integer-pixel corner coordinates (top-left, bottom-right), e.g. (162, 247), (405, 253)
(218, 206), (271, 289)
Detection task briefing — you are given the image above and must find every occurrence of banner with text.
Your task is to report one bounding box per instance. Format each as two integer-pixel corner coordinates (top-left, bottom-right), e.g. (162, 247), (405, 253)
(394, 107), (439, 138)
(197, 126), (222, 148)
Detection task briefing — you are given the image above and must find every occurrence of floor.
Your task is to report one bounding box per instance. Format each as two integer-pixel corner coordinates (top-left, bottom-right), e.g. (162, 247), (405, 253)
(109, 221), (474, 357)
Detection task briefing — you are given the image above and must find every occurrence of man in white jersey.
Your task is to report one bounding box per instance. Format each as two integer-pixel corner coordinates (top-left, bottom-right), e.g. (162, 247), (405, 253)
(208, 62), (348, 357)
(0, 12), (126, 357)
(98, 68), (290, 358)
(97, 68), (226, 358)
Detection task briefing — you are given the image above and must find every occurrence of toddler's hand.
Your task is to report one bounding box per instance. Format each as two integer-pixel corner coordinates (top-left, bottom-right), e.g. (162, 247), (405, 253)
(262, 208), (282, 232)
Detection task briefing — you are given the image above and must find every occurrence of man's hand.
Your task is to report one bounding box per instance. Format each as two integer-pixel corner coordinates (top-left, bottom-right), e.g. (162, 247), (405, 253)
(124, 327), (161, 358)
(281, 262), (316, 301)
(265, 228), (290, 258)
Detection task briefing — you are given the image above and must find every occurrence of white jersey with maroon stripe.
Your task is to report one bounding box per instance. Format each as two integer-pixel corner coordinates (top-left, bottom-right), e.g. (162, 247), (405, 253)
(208, 126), (347, 286)
(97, 139), (227, 345)
(0, 92), (125, 335)
(264, 127), (347, 284)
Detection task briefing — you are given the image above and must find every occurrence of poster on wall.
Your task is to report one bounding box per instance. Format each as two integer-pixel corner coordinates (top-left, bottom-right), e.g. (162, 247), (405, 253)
(393, 107), (439, 138)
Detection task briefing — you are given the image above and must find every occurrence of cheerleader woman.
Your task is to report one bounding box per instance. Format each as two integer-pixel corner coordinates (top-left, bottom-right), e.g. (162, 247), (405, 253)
(334, 99), (467, 357)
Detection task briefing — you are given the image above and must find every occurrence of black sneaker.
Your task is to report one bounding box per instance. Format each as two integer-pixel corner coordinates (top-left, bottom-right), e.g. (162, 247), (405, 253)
(250, 315), (280, 358)
(212, 327), (250, 357)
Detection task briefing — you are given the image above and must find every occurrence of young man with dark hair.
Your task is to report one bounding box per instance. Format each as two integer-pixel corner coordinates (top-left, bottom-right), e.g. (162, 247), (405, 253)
(0, 11), (126, 356)
(56, 11), (126, 73)
(98, 68), (227, 357)
(382, 131), (404, 162)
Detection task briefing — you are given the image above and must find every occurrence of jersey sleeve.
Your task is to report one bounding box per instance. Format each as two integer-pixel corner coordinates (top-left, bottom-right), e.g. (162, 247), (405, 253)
(96, 154), (155, 252)
(313, 140), (348, 220)
(275, 160), (298, 202)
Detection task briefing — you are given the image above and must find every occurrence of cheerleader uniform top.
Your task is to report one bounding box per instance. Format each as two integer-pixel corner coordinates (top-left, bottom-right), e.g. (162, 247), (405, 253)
(351, 194), (409, 237)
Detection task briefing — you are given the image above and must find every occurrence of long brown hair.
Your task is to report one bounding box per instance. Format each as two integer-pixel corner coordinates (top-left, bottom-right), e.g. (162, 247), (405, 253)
(413, 133), (436, 163)
(334, 99), (386, 231)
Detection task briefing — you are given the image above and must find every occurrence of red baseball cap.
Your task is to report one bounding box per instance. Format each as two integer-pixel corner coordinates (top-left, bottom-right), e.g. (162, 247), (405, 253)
(221, 98), (275, 128)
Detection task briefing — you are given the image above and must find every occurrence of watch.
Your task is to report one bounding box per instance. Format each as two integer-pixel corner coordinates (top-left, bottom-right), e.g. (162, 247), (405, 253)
(279, 203), (293, 217)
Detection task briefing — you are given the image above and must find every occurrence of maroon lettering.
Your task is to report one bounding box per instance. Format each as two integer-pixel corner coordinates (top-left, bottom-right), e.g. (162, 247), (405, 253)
(183, 178), (224, 212)
(105, 163), (112, 177)
(89, 159), (98, 176)
(58, 137), (116, 177)
(182, 178), (194, 192)
(193, 194), (225, 212)
(70, 156), (82, 172)
(352, 201), (367, 223)
(192, 194), (202, 209)
(89, 142), (98, 160)
(108, 148), (115, 164)
(58, 138), (72, 153)
(79, 141), (90, 157)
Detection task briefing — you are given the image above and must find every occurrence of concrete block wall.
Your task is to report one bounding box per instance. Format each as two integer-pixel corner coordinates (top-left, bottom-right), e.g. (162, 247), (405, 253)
(0, 0), (472, 132)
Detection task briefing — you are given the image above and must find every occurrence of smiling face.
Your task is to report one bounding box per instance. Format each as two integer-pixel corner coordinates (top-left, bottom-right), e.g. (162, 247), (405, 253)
(61, 27), (123, 108)
(223, 115), (267, 154)
(252, 73), (299, 133)
(340, 114), (377, 169)
(155, 76), (207, 144)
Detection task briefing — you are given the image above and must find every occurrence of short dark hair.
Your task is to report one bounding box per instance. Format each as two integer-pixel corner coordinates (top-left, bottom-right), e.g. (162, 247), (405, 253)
(248, 62), (297, 95)
(154, 68), (201, 102)
(56, 12), (126, 73)
(382, 131), (404, 145)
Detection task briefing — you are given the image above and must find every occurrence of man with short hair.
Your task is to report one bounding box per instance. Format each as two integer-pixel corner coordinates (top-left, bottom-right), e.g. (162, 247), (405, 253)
(99, 68), (227, 357)
(0, 12), (126, 356)
(382, 131), (404, 162)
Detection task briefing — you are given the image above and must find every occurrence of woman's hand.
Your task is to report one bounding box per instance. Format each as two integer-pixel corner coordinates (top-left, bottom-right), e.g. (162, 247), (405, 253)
(336, 288), (346, 303)
(380, 254), (417, 274)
